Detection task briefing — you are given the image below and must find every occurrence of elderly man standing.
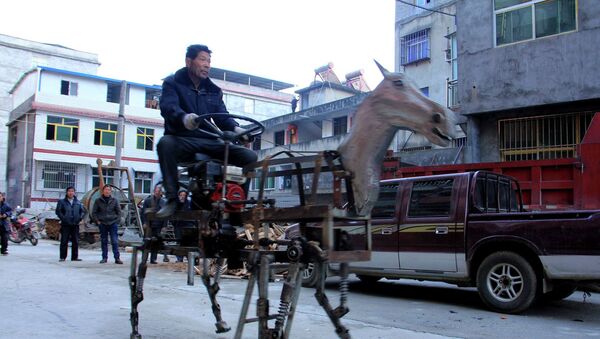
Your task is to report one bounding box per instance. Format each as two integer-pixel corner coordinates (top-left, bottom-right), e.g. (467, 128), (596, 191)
(91, 185), (123, 264)
(55, 186), (85, 262)
(141, 184), (169, 264)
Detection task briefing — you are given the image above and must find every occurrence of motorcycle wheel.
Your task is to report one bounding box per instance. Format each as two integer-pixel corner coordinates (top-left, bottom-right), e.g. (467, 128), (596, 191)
(29, 236), (38, 246)
(8, 226), (23, 244)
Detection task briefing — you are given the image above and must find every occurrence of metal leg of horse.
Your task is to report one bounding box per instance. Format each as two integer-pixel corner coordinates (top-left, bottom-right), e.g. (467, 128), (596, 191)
(129, 245), (150, 339)
(200, 256), (230, 333)
(257, 253), (274, 338)
(271, 261), (303, 339)
(234, 253), (259, 339)
(283, 264), (304, 339)
(314, 260), (350, 339)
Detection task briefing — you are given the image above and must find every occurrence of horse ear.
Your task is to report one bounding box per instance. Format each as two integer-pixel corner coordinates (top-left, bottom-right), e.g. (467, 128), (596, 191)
(374, 59), (391, 78)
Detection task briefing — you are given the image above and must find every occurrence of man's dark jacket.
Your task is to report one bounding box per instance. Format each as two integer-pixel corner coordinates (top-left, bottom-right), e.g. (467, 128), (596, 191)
(160, 67), (238, 138)
(141, 195), (167, 228)
(0, 201), (12, 232)
(55, 197), (85, 226)
(91, 195), (121, 225)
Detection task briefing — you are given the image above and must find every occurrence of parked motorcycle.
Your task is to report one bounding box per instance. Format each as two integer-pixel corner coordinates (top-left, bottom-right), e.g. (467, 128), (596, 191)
(9, 207), (39, 246)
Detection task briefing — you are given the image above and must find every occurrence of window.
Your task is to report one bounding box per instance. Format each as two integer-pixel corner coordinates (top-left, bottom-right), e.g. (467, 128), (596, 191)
(134, 172), (153, 194)
(447, 32), (459, 108)
(92, 167), (115, 188)
(498, 111), (594, 161)
(42, 162), (77, 189)
(495, 0), (576, 46)
(251, 168), (275, 190)
(274, 130), (285, 146)
(408, 179), (454, 217)
(474, 173), (520, 213)
(145, 88), (161, 109)
(333, 116), (348, 136)
(371, 183), (399, 218)
(94, 122), (118, 146)
(46, 116), (79, 142)
(420, 87), (429, 97)
(10, 126), (17, 149)
(106, 82), (130, 104)
(252, 135), (262, 151)
(136, 127), (154, 151)
(400, 29), (430, 65)
(60, 80), (78, 96)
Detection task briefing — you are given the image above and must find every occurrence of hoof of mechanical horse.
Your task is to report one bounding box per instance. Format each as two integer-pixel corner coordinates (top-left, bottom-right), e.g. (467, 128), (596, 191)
(130, 333), (142, 339)
(215, 321), (231, 333)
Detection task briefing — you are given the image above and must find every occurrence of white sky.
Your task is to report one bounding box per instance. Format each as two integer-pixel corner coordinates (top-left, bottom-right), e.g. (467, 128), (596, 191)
(1, 0), (396, 93)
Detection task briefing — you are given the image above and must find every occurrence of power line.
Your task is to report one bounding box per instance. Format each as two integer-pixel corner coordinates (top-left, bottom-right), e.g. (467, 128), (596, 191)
(396, 0), (456, 18)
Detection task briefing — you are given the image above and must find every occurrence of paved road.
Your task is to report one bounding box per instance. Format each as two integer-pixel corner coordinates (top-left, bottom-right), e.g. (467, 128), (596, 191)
(1, 240), (598, 339)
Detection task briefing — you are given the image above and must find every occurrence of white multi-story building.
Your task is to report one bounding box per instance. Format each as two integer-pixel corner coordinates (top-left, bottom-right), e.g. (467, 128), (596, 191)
(7, 66), (164, 209)
(0, 34), (99, 193)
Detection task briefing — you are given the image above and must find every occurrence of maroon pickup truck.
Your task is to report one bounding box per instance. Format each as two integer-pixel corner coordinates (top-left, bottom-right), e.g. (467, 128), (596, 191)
(302, 171), (600, 314)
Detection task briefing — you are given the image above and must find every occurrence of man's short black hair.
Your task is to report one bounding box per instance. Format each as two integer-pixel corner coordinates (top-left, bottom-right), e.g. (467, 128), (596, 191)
(186, 44), (212, 60)
(65, 186), (75, 192)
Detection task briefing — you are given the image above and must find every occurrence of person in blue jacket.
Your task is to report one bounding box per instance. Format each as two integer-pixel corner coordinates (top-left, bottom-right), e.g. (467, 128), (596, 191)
(0, 192), (12, 255)
(156, 44), (257, 218)
(55, 186), (85, 261)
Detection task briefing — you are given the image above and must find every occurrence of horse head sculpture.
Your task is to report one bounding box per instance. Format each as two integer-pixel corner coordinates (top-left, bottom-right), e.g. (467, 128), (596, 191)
(338, 60), (456, 216)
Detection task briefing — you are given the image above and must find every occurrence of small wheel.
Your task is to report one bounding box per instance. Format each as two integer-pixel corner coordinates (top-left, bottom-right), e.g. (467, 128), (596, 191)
(476, 251), (538, 314)
(301, 261), (321, 287)
(357, 275), (381, 284)
(29, 237), (38, 246)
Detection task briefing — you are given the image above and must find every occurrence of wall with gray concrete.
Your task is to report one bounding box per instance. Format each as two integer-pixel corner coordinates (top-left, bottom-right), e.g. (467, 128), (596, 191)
(0, 34), (99, 193)
(457, 0), (600, 115)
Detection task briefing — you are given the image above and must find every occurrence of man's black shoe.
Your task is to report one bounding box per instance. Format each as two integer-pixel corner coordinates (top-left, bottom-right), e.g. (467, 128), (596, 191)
(150, 260), (158, 264)
(72, 258), (82, 261)
(156, 199), (178, 218)
(59, 258), (66, 262)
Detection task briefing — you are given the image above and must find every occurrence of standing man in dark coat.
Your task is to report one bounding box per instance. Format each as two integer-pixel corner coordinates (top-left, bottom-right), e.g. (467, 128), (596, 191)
(141, 184), (169, 264)
(55, 186), (85, 261)
(156, 44), (258, 218)
(0, 192), (12, 255)
(91, 185), (123, 264)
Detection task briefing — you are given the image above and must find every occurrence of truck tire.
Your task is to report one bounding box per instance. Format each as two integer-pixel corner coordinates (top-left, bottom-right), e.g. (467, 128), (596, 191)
(301, 261), (321, 288)
(357, 275), (381, 284)
(476, 251), (538, 314)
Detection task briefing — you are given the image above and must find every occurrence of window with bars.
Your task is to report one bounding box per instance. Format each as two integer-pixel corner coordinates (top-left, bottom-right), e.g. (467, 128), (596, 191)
(333, 116), (348, 136)
(92, 167), (115, 188)
(46, 116), (79, 143)
(134, 172), (153, 194)
(494, 0), (577, 46)
(400, 29), (430, 65)
(498, 111), (595, 161)
(136, 127), (154, 151)
(251, 168), (275, 190)
(41, 162), (77, 190)
(94, 122), (118, 146)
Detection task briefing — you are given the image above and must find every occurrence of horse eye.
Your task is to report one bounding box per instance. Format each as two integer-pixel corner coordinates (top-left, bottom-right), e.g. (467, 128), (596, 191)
(393, 80), (403, 87)
(432, 113), (442, 124)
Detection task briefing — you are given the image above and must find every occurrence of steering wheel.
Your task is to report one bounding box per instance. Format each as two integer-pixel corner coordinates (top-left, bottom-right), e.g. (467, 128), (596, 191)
(194, 113), (265, 143)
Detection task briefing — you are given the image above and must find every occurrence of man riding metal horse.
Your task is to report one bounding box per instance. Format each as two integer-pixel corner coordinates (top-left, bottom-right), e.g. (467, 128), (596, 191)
(129, 43), (457, 339)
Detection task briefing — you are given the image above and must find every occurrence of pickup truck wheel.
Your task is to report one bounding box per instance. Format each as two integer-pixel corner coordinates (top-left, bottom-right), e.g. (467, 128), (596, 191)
(476, 251), (538, 314)
(357, 275), (381, 284)
(301, 261), (321, 288)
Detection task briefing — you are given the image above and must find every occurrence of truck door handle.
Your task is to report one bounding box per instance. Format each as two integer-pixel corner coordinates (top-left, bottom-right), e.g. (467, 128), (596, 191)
(435, 226), (448, 235)
(381, 228), (393, 235)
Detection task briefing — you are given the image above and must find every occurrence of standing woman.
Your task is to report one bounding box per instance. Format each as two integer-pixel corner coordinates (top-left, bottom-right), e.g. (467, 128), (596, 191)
(55, 186), (85, 261)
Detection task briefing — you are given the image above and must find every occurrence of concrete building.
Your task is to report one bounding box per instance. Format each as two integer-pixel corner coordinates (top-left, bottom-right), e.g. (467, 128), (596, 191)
(0, 34), (100, 193)
(7, 66), (164, 209)
(457, 0), (600, 163)
(394, 0), (465, 163)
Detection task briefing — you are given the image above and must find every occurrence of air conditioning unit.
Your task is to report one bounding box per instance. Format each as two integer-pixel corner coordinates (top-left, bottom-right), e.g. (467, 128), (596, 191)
(444, 49), (452, 62)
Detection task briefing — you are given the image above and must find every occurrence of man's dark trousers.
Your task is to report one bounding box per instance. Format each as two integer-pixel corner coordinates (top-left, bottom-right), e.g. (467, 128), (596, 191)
(0, 227), (8, 254)
(157, 135), (257, 199)
(99, 223), (120, 260)
(60, 224), (79, 260)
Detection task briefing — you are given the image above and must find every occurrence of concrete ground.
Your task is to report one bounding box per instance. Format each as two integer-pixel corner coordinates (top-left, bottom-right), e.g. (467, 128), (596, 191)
(0, 240), (451, 339)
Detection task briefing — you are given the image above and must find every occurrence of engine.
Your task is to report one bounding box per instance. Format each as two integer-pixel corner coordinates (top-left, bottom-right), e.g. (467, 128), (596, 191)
(186, 160), (247, 212)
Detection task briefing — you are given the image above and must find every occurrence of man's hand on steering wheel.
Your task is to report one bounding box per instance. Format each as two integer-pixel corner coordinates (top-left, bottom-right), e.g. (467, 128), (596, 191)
(185, 113), (265, 144)
(234, 126), (254, 144)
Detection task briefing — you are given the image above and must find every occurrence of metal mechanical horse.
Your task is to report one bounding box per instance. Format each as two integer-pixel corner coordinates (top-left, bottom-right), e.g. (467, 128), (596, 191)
(126, 61), (456, 339)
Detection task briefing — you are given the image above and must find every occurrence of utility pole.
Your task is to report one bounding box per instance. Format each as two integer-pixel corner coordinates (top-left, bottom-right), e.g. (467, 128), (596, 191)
(115, 80), (127, 187)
